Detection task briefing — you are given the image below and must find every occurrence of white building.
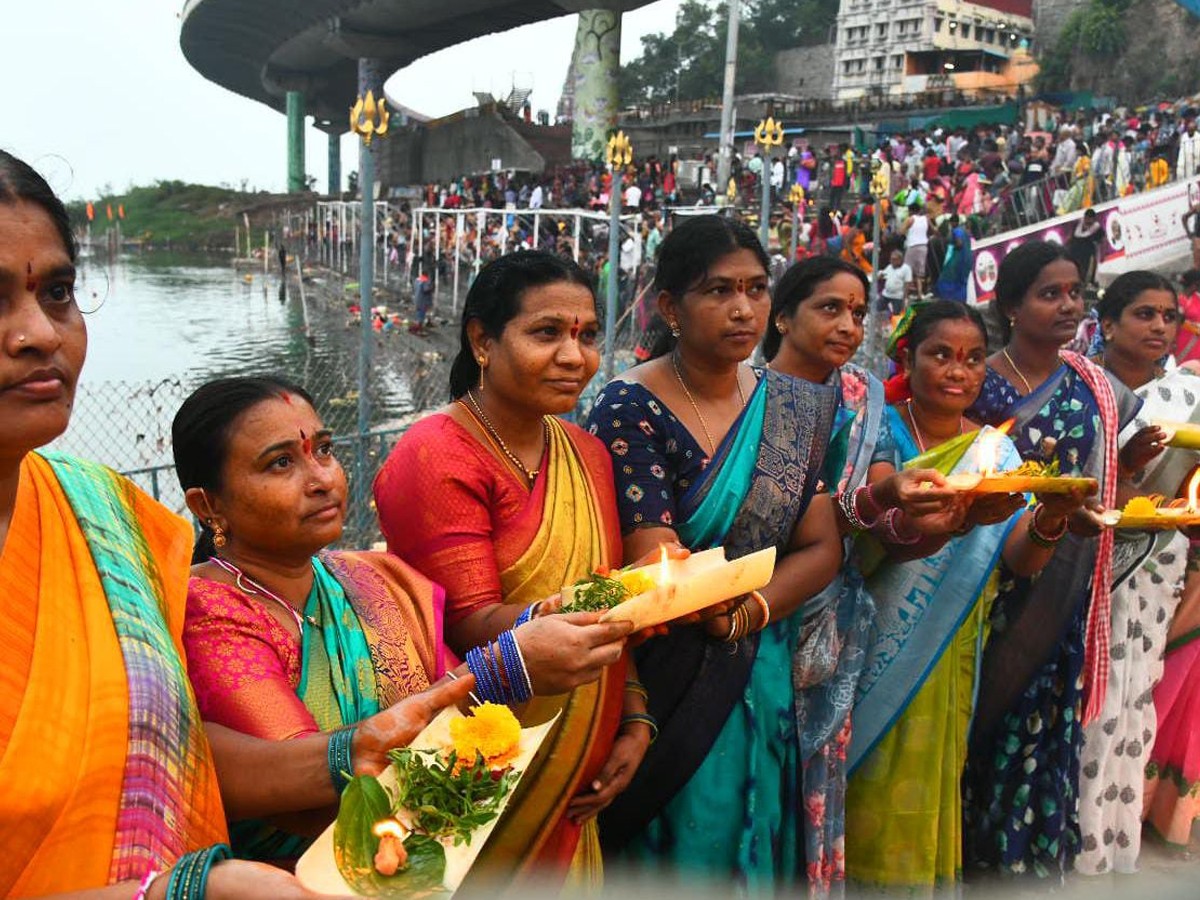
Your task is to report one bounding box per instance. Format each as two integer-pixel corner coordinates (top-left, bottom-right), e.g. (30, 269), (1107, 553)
(831, 0), (1036, 102)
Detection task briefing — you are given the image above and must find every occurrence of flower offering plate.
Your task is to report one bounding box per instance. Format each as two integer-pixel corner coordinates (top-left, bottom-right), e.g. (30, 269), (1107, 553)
(296, 708), (559, 898)
(593, 546), (776, 631)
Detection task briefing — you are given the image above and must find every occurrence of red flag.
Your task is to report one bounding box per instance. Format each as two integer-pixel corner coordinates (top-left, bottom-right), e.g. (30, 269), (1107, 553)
(106, 204), (113, 221)
(86, 202), (94, 221)
(118, 204), (125, 219)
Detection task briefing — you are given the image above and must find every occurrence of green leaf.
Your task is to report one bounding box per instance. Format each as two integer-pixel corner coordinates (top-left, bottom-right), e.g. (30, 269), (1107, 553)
(333, 775), (449, 897)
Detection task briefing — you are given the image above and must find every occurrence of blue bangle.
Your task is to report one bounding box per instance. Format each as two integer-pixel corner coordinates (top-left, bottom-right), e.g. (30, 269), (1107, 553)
(467, 645), (503, 703)
(514, 603), (536, 627)
(621, 712), (659, 744)
(327, 726), (356, 793)
(497, 630), (531, 703)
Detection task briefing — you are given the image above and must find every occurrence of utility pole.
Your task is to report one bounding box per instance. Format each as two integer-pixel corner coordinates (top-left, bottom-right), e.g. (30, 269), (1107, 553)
(715, 0), (740, 205)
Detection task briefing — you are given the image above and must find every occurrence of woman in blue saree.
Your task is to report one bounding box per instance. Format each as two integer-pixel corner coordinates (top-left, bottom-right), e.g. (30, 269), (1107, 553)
(961, 241), (1161, 880)
(841, 302), (1087, 890)
(587, 216), (843, 893)
(763, 260), (968, 896)
(934, 216), (972, 303)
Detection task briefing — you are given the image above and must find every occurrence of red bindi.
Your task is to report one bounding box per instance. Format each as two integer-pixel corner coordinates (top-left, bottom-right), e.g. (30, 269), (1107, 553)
(570, 316), (580, 340)
(279, 392), (293, 406)
(955, 347), (966, 363)
(25, 261), (35, 293)
(299, 428), (312, 457)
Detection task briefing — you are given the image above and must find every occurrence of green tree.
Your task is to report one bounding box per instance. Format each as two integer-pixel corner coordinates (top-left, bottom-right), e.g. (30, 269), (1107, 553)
(619, 0), (840, 106)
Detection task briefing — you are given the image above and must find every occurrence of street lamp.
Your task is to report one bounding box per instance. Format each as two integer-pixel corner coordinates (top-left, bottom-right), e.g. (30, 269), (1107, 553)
(603, 130), (633, 383)
(788, 183), (806, 262)
(753, 116), (784, 251)
(864, 157), (890, 374)
(348, 85), (389, 537)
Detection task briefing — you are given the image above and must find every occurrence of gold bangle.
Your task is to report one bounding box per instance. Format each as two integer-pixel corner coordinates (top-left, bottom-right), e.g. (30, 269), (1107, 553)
(749, 590), (771, 631)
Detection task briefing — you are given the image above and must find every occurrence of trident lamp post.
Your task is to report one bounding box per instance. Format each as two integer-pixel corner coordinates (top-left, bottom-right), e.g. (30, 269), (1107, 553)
(603, 130), (632, 382)
(348, 86), (389, 535)
(753, 117), (784, 251)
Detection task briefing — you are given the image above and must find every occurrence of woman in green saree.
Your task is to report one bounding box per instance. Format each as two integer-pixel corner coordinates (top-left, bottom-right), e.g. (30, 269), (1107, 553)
(842, 301), (1089, 890)
(588, 216), (844, 893)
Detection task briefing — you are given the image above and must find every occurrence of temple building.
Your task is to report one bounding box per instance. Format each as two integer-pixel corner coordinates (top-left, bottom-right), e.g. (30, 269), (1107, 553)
(830, 0), (1037, 101)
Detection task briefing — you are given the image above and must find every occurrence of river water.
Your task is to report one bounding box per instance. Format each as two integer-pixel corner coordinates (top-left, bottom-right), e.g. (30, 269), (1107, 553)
(53, 251), (450, 484)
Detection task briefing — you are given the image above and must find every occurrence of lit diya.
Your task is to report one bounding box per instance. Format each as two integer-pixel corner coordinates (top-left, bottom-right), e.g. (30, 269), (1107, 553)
(942, 423), (1099, 495)
(561, 545), (777, 631)
(1153, 420), (1200, 450)
(1101, 470), (1200, 530)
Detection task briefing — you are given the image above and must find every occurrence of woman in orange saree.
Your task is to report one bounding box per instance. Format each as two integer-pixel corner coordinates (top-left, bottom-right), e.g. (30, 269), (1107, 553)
(0, 151), (337, 899)
(375, 251), (645, 888)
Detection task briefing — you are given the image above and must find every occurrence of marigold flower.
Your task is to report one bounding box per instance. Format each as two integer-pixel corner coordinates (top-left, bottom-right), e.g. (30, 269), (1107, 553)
(449, 702), (521, 769)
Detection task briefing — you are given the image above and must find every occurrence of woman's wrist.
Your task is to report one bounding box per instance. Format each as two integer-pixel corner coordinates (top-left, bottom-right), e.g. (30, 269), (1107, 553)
(619, 711), (658, 745)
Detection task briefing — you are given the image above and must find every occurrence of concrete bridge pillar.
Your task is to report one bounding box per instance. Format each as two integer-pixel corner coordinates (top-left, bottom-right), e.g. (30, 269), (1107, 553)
(329, 131), (341, 195)
(287, 91), (307, 193)
(569, 10), (622, 162)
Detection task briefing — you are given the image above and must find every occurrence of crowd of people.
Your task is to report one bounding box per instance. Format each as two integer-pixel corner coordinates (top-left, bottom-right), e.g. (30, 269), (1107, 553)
(8, 140), (1200, 900)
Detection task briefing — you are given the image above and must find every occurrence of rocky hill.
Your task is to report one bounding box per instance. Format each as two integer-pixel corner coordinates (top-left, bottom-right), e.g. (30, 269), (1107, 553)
(1036, 0), (1200, 100)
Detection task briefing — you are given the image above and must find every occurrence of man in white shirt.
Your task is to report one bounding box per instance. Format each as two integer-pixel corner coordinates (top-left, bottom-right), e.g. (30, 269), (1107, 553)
(529, 183), (544, 210)
(878, 249), (914, 315)
(623, 182), (642, 210)
(1177, 119), (1200, 181)
(901, 203), (930, 295)
(1051, 127), (1078, 176)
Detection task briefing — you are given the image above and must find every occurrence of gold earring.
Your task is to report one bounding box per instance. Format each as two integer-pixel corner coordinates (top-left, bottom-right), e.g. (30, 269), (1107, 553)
(477, 356), (486, 391)
(211, 523), (227, 549)
(668, 320), (681, 338)
(776, 322), (787, 334)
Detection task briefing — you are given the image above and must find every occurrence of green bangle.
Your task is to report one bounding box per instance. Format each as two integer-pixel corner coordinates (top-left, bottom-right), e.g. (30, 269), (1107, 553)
(166, 843), (232, 900)
(621, 711), (659, 744)
(624, 679), (649, 701)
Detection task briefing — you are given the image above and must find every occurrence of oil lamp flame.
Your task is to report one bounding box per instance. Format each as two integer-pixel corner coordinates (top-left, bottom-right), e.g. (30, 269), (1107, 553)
(658, 545), (671, 588)
(976, 429), (1002, 477)
(373, 818), (407, 840)
(1187, 469), (1200, 512)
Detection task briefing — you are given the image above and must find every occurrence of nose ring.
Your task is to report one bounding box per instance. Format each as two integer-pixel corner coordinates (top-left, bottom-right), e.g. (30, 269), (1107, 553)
(16, 334), (27, 344)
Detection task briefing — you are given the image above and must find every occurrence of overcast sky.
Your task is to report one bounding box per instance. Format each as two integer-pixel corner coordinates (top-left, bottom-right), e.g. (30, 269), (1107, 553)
(3, 0), (681, 201)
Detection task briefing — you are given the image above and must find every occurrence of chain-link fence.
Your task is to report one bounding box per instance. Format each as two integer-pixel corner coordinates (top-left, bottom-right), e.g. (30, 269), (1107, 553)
(51, 249), (645, 550)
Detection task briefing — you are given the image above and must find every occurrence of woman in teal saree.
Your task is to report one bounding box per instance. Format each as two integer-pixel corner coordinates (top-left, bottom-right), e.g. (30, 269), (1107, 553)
(588, 216), (843, 893)
(763, 260), (967, 897)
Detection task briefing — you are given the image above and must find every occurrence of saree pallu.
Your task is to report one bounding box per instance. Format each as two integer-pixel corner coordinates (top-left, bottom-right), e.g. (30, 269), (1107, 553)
(205, 551), (443, 861)
(601, 371), (837, 892)
(794, 366), (885, 900)
(963, 357), (1138, 880)
(0, 453), (226, 896)
(1145, 544), (1200, 845)
(1142, 371), (1200, 848)
(845, 414), (1022, 891)
(464, 416), (624, 891)
(1077, 369), (1196, 875)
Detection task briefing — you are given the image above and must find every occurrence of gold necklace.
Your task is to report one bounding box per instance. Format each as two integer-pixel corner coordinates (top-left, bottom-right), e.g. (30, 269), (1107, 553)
(671, 353), (747, 456)
(461, 390), (548, 485)
(905, 399), (962, 453)
(1001, 347), (1035, 394)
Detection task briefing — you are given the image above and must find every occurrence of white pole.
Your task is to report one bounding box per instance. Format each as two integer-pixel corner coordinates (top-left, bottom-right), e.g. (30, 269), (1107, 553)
(533, 212), (540, 249)
(475, 211), (484, 281)
(416, 209), (423, 275)
(295, 254), (311, 340)
(716, 0), (741, 204)
(434, 213), (441, 299)
(573, 214), (581, 262)
(453, 212), (463, 314)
